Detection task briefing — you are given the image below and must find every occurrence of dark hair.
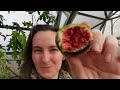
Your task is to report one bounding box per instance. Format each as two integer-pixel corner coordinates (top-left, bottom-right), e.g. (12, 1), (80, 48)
(20, 24), (70, 79)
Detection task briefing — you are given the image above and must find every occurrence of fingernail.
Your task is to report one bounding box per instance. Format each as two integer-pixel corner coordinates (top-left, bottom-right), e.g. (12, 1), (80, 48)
(91, 43), (100, 52)
(104, 53), (112, 62)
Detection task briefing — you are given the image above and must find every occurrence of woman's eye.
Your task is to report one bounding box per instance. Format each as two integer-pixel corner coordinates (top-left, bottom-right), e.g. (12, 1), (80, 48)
(34, 50), (42, 53)
(50, 49), (58, 52)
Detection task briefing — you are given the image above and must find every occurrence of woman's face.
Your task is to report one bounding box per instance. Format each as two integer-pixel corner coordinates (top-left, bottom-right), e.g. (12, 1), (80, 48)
(32, 31), (63, 79)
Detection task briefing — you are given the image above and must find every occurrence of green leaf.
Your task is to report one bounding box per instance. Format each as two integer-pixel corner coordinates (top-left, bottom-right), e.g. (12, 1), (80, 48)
(40, 15), (43, 20)
(22, 21), (33, 28)
(43, 16), (46, 22)
(12, 22), (21, 30)
(0, 51), (11, 79)
(44, 11), (49, 14)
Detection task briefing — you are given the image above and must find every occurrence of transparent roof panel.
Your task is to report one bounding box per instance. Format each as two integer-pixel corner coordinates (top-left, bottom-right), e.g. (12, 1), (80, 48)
(0, 11), (120, 51)
(72, 13), (104, 29)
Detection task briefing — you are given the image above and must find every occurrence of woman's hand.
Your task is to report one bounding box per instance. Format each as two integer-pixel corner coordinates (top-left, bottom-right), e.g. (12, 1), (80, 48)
(65, 28), (120, 79)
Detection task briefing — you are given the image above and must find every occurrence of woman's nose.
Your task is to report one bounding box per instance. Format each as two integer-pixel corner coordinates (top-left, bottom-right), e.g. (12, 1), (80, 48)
(41, 52), (51, 63)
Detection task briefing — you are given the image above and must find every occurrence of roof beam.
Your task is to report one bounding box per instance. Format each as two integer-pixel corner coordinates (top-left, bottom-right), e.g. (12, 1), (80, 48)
(64, 11), (78, 25)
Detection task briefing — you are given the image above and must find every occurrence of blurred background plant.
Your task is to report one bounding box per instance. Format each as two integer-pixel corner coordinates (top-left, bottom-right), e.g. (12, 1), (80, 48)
(0, 43), (12, 79)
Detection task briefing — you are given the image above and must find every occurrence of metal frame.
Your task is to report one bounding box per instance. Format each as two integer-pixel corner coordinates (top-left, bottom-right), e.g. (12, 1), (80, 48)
(5, 11), (120, 55)
(54, 11), (120, 40)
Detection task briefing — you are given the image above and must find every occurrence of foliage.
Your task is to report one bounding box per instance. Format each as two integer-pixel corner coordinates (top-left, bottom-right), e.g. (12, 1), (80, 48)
(6, 23), (27, 67)
(0, 44), (11, 79)
(37, 11), (56, 24)
(0, 15), (5, 25)
(0, 24), (27, 78)
(26, 11), (56, 25)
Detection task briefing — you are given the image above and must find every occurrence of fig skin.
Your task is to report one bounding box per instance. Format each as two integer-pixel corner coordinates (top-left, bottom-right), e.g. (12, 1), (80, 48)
(56, 23), (93, 56)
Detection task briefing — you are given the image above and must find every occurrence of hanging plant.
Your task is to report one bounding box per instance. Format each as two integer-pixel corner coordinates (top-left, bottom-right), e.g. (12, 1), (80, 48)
(6, 22), (27, 67)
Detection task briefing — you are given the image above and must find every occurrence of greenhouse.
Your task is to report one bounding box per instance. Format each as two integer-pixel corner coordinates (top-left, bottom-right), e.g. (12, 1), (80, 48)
(0, 11), (120, 79)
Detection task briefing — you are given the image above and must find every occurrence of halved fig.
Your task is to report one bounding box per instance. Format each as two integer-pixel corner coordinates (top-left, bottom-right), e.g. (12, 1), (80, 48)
(56, 23), (93, 56)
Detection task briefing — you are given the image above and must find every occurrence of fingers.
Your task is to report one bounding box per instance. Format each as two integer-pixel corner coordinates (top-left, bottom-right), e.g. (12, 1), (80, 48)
(81, 22), (105, 53)
(90, 29), (105, 53)
(102, 35), (118, 63)
(81, 22), (91, 29)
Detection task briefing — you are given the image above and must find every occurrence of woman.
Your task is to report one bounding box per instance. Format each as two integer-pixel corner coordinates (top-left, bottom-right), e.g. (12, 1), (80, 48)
(20, 23), (120, 79)
(20, 24), (71, 79)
